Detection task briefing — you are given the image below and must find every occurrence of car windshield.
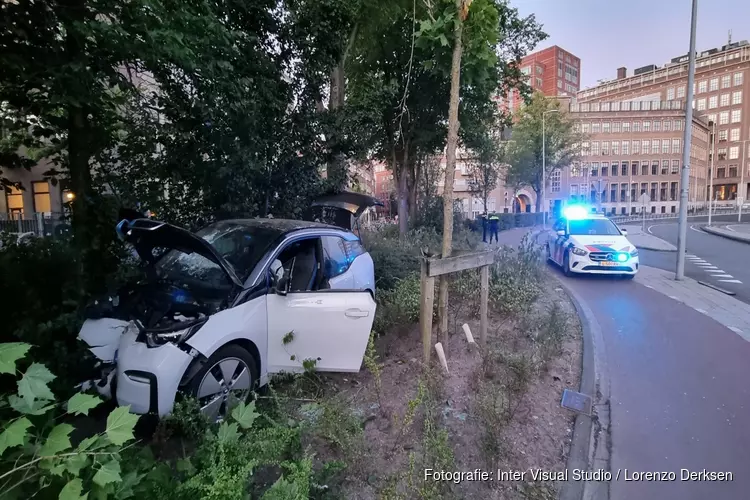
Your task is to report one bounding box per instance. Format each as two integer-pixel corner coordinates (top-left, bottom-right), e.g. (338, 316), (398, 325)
(156, 222), (282, 286)
(568, 219), (621, 236)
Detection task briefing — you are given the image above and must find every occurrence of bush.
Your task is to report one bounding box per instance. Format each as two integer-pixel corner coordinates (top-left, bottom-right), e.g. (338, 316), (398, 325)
(489, 235), (544, 317)
(373, 273), (422, 333)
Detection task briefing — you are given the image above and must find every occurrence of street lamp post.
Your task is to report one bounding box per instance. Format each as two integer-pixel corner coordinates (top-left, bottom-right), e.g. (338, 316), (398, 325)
(739, 140), (749, 222)
(676, 0), (698, 281)
(708, 121), (716, 226)
(542, 109), (559, 229)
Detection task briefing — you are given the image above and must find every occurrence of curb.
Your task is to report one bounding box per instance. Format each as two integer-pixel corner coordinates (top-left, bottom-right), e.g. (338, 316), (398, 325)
(556, 278), (610, 500)
(701, 225), (750, 244)
(634, 244), (677, 252)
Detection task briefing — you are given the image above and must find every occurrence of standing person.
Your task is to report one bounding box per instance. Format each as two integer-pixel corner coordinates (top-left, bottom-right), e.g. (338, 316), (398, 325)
(489, 212), (499, 244)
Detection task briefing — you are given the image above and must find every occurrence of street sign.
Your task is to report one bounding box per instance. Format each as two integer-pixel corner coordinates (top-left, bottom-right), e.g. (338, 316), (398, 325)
(639, 193), (651, 205)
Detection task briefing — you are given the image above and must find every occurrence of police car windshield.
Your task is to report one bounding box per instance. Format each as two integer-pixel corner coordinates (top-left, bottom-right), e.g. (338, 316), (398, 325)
(568, 218), (621, 236)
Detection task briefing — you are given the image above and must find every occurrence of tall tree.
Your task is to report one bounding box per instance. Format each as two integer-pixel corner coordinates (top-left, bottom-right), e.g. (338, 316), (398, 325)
(505, 92), (585, 213)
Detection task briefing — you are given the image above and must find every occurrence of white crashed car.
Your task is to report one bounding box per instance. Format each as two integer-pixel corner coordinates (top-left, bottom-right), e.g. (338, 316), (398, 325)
(546, 206), (639, 279)
(79, 193), (381, 422)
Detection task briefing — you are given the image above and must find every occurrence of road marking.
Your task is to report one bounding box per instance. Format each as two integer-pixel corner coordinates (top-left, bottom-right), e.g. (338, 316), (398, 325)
(696, 308), (707, 314)
(726, 226), (736, 232)
(669, 295), (680, 301)
(647, 225), (656, 234)
(710, 274), (733, 278)
(729, 327), (743, 334)
(689, 225), (703, 233)
(719, 279), (743, 284)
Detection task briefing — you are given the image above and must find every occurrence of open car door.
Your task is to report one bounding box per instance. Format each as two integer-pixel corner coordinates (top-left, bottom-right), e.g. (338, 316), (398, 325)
(306, 192), (384, 232)
(266, 290), (376, 373)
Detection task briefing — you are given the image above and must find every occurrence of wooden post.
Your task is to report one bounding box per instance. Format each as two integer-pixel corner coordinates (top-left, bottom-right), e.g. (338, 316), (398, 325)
(479, 264), (489, 347)
(420, 259), (436, 363)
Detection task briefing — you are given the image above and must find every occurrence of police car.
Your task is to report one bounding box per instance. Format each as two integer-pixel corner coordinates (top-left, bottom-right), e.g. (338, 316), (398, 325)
(546, 205), (638, 279)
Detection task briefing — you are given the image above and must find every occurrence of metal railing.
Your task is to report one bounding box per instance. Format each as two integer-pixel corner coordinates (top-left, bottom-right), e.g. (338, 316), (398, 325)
(0, 212), (70, 238)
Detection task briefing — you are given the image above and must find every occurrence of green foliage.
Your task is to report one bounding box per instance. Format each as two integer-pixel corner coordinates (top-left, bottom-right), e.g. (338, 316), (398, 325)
(505, 92), (588, 211)
(0, 342), (139, 499)
(374, 273), (423, 334)
(489, 235), (544, 317)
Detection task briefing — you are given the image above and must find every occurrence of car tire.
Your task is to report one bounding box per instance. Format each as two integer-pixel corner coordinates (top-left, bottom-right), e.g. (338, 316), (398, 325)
(187, 344), (258, 423)
(562, 251), (572, 277)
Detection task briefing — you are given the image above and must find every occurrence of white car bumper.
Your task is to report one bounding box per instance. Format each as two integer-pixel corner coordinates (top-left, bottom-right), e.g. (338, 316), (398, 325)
(115, 330), (194, 416)
(568, 252), (639, 275)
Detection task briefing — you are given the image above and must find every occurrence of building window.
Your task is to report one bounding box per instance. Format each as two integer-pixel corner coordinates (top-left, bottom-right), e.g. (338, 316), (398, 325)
(677, 86), (686, 98)
(581, 122), (590, 133)
(729, 166), (738, 177)
(662, 139), (670, 154)
(622, 140), (630, 155)
(643, 120), (651, 132)
(660, 182), (668, 201)
(551, 170), (561, 192)
(671, 160), (679, 174)
(672, 139), (680, 154)
(708, 96), (718, 109)
(651, 182), (658, 200)
(5, 185), (24, 216)
(661, 160), (669, 175)
(631, 161), (639, 176)
(621, 163), (628, 176)
(521, 66), (531, 75)
(582, 141), (590, 155)
(633, 121), (641, 132)
(696, 98), (706, 111)
(729, 146), (740, 160)
(664, 120), (672, 132)
(601, 164), (609, 177)
(670, 182), (678, 201)
(612, 141), (620, 155)
(558, 79), (562, 89)
(722, 75), (731, 88)
(667, 87), (675, 100)
(674, 120), (682, 131)
(732, 91), (742, 105)
(709, 78), (719, 91)
(721, 93), (730, 107)
(719, 129), (728, 141)
(610, 184), (617, 202)
(698, 80), (707, 93)
(592, 122), (601, 133)
(611, 161), (618, 176)
(731, 109), (741, 123)
(591, 142), (600, 155)
(603, 122), (611, 133)
(602, 141), (610, 155)
(719, 111), (729, 125)
(651, 161), (659, 175)
(633, 140), (640, 155)
(642, 140), (650, 155)
(641, 161), (649, 176)
(536, 77), (543, 87)
(717, 167), (726, 178)
(718, 148), (727, 160)
(731, 128), (740, 142)
(641, 182), (648, 195)
(622, 121), (631, 132)
(536, 65), (543, 75)
(612, 122), (621, 133)
(32, 181), (51, 213)
(734, 72), (744, 86)
(591, 163), (599, 176)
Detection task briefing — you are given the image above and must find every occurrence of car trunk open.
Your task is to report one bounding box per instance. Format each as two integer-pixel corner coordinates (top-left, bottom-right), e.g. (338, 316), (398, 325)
(305, 191), (383, 236)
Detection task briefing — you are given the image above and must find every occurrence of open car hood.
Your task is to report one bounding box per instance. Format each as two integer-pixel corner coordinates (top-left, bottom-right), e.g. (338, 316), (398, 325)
(116, 218), (243, 287)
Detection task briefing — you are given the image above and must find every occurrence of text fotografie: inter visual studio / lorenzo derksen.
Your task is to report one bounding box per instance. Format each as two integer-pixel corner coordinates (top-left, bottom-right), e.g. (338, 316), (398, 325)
(423, 469), (734, 483)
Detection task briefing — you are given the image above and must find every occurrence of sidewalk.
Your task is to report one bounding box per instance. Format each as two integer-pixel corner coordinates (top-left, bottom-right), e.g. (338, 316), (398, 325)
(702, 224), (750, 244)
(635, 265), (750, 342)
(620, 225), (677, 252)
(481, 225), (542, 248)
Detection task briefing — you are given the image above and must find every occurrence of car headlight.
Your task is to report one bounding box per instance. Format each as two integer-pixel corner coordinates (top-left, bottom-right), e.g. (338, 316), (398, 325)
(571, 247), (588, 256)
(143, 318), (207, 348)
(630, 249), (639, 257)
(615, 252), (629, 262)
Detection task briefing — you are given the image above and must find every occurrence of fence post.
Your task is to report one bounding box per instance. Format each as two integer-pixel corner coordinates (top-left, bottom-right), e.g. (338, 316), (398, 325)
(420, 259), (435, 364)
(17, 215), (22, 234)
(479, 264), (489, 347)
(36, 213), (44, 237)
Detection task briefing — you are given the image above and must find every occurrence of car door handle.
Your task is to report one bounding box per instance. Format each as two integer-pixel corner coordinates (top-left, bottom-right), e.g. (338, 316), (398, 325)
(345, 308), (369, 318)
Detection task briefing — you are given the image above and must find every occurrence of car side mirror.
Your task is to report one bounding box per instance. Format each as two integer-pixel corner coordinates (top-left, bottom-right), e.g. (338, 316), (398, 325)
(621, 229), (628, 236)
(274, 273), (290, 296)
(556, 229), (566, 236)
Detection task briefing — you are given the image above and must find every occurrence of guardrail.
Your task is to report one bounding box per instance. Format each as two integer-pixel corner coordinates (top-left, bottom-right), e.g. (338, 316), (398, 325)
(609, 208), (742, 224)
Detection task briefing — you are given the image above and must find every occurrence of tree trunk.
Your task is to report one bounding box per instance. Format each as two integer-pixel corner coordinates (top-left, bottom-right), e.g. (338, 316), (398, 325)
(437, 0), (468, 342)
(397, 142), (410, 235)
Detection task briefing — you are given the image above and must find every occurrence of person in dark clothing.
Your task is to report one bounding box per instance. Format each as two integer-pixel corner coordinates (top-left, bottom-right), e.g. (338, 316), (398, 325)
(488, 213), (499, 243)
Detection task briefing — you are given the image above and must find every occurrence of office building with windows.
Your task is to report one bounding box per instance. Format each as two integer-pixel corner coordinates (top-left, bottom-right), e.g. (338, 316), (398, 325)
(576, 40), (750, 204)
(549, 100), (710, 216)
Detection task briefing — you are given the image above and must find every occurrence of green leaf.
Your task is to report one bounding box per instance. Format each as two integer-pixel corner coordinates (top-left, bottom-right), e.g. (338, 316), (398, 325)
(67, 393), (103, 416)
(105, 406), (139, 445)
(65, 453), (89, 475)
(92, 459), (121, 487)
(176, 457), (195, 474)
(0, 343), (31, 374)
(115, 471), (142, 499)
(0, 417), (32, 456)
(217, 422), (240, 444)
(8, 394), (54, 415)
(40, 423), (74, 456)
(438, 34), (449, 47)
(77, 435), (99, 452)
(231, 400), (258, 430)
(59, 478), (87, 500)
(17, 362), (56, 403)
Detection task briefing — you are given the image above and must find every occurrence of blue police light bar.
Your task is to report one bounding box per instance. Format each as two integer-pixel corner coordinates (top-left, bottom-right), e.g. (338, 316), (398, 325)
(563, 205), (589, 220)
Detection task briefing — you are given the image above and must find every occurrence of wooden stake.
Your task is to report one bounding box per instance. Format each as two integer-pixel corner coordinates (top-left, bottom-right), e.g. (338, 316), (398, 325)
(420, 259), (435, 363)
(480, 264), (489, 347)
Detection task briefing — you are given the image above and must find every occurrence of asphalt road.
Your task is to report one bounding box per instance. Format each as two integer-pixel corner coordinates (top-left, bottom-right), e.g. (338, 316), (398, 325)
(641, 216), (750, 305)
(558, 271), (750, 500)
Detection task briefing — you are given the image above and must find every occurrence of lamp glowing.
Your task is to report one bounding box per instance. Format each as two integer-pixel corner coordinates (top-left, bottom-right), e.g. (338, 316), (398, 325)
(616, 253), (628, 262)
(563, 205), (589, 220)
(65, 192), (75, 201)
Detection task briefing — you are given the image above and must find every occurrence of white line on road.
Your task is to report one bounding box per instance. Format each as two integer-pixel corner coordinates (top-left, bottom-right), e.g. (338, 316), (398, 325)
(726, 225), (737, 232)
(669, 295), (680, 301)
(647, 225), (656, 234)
(689, 225), (702, 233)
(710, 274), (734, 278)
(729, 327), (743, 334)
(719, 279), (743, 284)
(702, 267), (720, 271)
(696, 308), (707, 314)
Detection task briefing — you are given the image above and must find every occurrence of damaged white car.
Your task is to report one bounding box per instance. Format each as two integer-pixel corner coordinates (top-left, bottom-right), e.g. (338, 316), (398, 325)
(79, 193), (381, 422)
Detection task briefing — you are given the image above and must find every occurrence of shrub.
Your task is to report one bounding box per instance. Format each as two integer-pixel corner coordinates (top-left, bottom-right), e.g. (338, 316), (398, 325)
(373, 273), (422, 333)
(489, 235), (544, 317)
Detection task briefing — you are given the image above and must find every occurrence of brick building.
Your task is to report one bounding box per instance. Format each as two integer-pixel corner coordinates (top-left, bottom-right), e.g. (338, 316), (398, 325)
(548, 100), (710, 216)
(576, 40), (750, 204)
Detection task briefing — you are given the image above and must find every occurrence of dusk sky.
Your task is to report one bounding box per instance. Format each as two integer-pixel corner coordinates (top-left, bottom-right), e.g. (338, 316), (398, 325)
(513, 0), (750, 89)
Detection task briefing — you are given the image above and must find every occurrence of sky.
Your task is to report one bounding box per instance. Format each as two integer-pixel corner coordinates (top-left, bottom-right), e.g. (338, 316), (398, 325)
(513, 0), (750, 89)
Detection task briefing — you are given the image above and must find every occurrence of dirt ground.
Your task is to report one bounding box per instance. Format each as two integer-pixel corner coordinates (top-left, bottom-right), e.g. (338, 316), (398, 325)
(300, 273), (583, 500)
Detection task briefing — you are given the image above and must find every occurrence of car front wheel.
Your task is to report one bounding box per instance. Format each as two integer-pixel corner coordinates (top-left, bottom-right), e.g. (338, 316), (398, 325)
(188, 344), (258, 423)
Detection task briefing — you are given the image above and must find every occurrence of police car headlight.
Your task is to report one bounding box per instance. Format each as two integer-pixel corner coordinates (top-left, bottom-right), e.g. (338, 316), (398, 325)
(571, 247), (588, 256)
